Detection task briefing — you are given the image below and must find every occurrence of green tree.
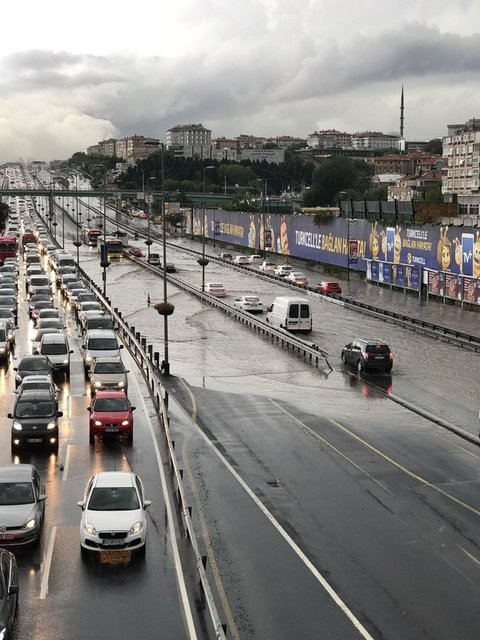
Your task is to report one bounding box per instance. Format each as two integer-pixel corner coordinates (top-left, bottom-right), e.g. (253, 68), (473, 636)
(303, 157), (373, 206)
(423, 138), (443, 155)
(423, 185), (443, 202)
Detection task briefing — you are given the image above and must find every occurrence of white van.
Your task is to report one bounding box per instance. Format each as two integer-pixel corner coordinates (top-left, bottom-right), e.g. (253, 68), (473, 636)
(265, 296), (312, 333)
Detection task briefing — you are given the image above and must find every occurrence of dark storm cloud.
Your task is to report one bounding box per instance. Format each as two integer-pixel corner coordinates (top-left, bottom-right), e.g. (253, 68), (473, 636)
(1, 14), (480, 160)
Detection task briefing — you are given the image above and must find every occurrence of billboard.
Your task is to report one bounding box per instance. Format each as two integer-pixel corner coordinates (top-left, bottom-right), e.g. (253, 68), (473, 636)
(189, 209), (480, 277)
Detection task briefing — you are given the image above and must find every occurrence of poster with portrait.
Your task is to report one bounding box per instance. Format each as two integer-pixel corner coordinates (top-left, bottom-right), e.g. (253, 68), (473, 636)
(444, 273), (461, 300)
(428, 270), (444, 297)
(463, 276), (478, 304)
(395, 264), (405, 288)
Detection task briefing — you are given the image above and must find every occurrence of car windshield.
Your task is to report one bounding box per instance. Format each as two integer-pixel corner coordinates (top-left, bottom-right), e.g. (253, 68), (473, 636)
(41, 344), (66, 355)
(88, 338), (118, 350)
(38, 310), (58, 318)
(0, 482), (34, 505)
(94, 362), (124, 374)
(88, 320), (114, 330)
(209, 284), (223, 288)
(22, 382), (50, 391)
(0, 330), (6, 342)
(244, 297), (259, 303)
(93, 397), (128, 412)
(0, 310), (12, 318)
(88, 487), (139, 511)
(16, 400), (55, 418)
(20, 359), (49, 371)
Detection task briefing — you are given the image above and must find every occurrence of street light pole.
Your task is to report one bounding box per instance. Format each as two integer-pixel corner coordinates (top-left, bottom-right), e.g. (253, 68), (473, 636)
(72, 173), (81, 264)
(201, 165), (215, 291)
(161, 147), (170, 375)
(146, 176), (155, 262)
(94, 164), (109, 297)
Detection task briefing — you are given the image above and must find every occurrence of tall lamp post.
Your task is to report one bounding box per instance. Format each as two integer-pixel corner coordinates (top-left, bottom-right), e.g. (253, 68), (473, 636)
(95, 164), (109, 297)
(256, 178), (268, 256)
(200, 165), (215, 290)
(145, 176), (155, 262)
(72, 173), (82, 264)
(154, 144), (174, 376)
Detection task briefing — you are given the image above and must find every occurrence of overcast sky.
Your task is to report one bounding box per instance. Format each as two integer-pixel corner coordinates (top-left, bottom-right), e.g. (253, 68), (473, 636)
(0, 0), (479, 162)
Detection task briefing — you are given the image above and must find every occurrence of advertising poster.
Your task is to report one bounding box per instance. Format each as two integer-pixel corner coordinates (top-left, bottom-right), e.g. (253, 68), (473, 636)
(382, 263), (391, 284)
(394, 264), (405, 288)
(370, 260), (379, 281)
(445, 273), (461, 300)
(463, 277), (478, 304)
(195, 209), (479, 277)
(428, 270), (444, 297)
(405, 265), (420, 291)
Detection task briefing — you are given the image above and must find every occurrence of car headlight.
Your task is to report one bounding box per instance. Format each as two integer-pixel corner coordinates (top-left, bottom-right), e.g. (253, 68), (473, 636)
(94, 381), (102, 388)
(84, 522), (96, 535)
(117, 381), (125, 387)
(63, 358), (69, 364)
(86, 355), (93, 363)
(129, 521), (144, 535)
(121, 419), (129, 426)
(23, 518), (36, 530)
(47, 420), (56, 430)
(15, 373), (22, 382)
(13, 421), (23, 431)
(94, 420), (103, 426)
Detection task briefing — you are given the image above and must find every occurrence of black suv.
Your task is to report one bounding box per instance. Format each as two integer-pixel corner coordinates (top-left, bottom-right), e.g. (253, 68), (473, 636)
(341, 339), (393, 373)
(8, 389), (63, 450)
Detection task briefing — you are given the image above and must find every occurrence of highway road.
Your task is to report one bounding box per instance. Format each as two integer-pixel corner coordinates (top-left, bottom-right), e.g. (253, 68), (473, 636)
(4, 184), (480, 639)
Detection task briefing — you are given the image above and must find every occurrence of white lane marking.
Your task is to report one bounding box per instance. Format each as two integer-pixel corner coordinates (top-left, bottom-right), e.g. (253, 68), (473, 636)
(130, 372), (198, 640)
(62, 444), (71, 481)
(184, 402), (376, 640)
(40, 525), (57, 599)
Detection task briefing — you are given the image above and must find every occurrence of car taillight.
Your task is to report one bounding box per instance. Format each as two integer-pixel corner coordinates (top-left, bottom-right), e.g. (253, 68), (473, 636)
(388, 352), (393, 360)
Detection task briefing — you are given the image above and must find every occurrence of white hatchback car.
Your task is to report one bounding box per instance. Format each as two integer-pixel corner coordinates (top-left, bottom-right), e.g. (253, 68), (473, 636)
(78, 471), (151, 557)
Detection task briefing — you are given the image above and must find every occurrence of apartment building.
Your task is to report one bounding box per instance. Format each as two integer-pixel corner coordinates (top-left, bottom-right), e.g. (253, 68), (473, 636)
(352, 131), (400, 151)
(442, 118), (480, 210)
(166, 124), (212, 159)
(307, 129), (352, 149)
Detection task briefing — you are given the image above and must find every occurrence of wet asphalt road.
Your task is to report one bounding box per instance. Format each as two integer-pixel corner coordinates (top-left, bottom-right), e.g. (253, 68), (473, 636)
(8, 197), (479, 640)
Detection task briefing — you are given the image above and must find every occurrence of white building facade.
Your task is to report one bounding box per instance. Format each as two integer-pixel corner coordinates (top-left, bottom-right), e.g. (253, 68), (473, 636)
(442, 118), (480, 212)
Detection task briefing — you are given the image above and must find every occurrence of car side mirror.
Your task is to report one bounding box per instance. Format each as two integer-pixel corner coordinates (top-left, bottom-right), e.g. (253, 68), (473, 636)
(57, 411), (63, 418)
(144, 500), (152, 508)
(76, 501), (85, 509)
(81, 345), (85, 349)
(131, 406), (136, 411)
(125, 370), (130, 374)
(87, 407), (91, 412)
(7, 413), (12, 419)
(8, 584), (19, 596)
(119, 344), (124, 349)
(69, 350), (74, 354)
(39, 494), (47, 501)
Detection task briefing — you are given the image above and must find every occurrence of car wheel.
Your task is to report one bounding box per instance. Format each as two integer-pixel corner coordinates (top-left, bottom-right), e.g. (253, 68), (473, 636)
(126, 432), (133, 446)
(136, 543), (146, 560)
(80, 546), (91, 561)
(89, 431), (94, 445)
